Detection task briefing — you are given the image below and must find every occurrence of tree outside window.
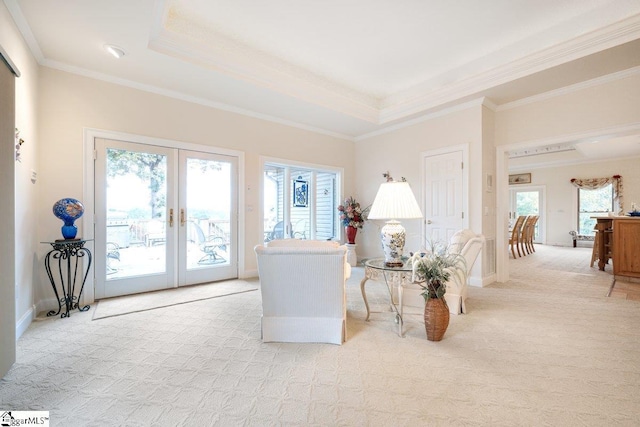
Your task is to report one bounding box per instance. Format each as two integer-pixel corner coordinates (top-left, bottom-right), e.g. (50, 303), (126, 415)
(578, 184), (613, 235)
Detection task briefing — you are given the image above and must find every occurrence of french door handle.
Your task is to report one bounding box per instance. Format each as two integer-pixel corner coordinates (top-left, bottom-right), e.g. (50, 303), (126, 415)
(180, 209), (186, 226)
(169, 209), (174, 227)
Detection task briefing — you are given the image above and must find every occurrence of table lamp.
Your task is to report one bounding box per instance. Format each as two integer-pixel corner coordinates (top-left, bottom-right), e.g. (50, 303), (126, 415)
(367, 179), (423, 266)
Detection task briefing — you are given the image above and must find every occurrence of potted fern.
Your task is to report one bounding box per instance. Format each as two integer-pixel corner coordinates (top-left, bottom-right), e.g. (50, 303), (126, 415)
(410, 242), (466, 341)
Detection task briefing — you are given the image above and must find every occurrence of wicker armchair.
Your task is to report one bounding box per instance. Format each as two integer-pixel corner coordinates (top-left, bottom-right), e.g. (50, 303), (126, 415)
(254, 239), (350, 344)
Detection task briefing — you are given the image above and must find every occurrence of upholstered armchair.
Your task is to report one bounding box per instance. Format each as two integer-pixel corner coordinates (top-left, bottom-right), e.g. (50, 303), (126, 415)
(399, 229), (484, 316)
(254, 239), (351, 344)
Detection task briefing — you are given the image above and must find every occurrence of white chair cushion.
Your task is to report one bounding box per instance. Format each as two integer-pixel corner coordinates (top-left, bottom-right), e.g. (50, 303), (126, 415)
(266, 239), (339, 249)
(447, 229), (477, 254)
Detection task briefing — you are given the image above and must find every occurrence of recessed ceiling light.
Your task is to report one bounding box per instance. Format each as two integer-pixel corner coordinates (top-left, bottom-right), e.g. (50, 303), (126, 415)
(104, 44), (125, 59)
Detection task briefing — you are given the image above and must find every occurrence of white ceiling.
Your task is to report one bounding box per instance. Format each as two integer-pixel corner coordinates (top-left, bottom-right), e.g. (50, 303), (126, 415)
(5, 0), (640, 146)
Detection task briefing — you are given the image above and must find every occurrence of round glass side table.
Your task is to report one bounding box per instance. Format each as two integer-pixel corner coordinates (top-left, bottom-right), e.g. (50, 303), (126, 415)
(360, 257), (413, 337)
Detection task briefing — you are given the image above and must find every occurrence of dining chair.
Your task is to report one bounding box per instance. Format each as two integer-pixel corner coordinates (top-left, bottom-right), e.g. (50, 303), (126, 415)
(509, 215), (527, 258)
(520, 215), (539, 255)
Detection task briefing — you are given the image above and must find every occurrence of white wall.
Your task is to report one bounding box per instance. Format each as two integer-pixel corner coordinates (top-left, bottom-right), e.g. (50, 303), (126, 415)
(496, 72), (640, 246)
(36, 67), (354, 305)
(481, 106), (497, 278)
(516, 158), (640, 246)
(354, 104), (485, 262)
(495, 72), (640, 146)
(6, 0), (640, 341)
(1, 2), (40, 339)
(494, 70), (640, 282)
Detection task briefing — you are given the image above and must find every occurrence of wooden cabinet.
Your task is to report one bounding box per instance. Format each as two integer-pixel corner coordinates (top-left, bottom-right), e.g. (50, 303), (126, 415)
(593, 217), (613, 271)
(609, 217), (640, 295)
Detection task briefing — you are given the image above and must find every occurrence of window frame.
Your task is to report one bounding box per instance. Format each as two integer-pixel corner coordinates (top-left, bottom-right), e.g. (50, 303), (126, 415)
(261, 157), (343, 243)
(577, 184), (614, 236)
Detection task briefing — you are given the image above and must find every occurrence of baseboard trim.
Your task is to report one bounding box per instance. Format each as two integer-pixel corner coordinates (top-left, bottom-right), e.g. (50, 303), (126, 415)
(16, 304), (35, 339)
(241, 269), (258, 279)
(36, 298), (58, 318)
(469, 273), (497, 288)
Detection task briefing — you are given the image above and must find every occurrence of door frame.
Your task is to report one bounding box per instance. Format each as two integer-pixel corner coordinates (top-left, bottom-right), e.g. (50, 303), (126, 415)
(495, 122), (640, 283)
(420, 143), (470, 242)
(508, 184), (546, 244)
(0, 45), (18, 378)
(83, 128), (245, 304)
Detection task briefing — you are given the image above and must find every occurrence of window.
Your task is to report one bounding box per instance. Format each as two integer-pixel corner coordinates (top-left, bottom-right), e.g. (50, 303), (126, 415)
(578, 184), (613, 236)
(263, 162), (340, 242)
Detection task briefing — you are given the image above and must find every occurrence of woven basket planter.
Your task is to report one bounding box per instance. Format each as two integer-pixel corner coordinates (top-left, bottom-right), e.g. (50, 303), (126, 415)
(424, 297), (450, 341)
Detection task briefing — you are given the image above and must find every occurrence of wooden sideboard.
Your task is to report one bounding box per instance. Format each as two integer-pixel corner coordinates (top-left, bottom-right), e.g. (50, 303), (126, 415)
(609, 217), (640, 295)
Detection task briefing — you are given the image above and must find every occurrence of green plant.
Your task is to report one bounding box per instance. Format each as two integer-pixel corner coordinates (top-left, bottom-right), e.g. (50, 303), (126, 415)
(410, 241), (466, 300)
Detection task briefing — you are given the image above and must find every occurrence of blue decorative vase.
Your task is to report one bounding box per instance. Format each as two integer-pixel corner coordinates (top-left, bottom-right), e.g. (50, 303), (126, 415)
(53, 198), (85, 239)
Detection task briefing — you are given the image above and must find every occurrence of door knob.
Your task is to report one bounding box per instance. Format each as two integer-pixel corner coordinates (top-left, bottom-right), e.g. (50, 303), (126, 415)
(169, 209), (174, 227)
(427, 219), (432, 225)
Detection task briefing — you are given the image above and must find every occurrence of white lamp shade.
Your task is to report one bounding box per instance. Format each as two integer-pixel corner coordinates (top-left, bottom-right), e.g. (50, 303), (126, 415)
(368, 181), (423, 220)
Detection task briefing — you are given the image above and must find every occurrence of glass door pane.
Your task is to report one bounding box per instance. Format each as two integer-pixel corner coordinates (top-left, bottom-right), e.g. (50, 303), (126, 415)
(95, 141), (239, 298)
(515, 191), (539, 217)
(107, 149), (167, 277)
(179, 150), (237, 286)
(95, 139), (175, 299)
(509, 187), (543, 243)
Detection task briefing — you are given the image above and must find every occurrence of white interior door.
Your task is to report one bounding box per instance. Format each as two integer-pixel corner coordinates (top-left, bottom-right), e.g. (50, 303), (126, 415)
(94, 139), (238, 299)
(423, 150), (464, 246)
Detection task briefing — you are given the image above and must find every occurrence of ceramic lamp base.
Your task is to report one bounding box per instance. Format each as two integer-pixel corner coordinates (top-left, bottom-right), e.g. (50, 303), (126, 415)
(380, 220), (406, 267)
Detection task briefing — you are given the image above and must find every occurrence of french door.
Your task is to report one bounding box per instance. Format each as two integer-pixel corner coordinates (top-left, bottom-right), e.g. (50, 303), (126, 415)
(94, 138), (237, 299)
(509, 186), (544, 243)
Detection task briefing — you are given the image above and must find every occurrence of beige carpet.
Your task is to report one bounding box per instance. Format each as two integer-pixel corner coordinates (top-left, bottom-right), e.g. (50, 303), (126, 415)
(2, 245), (640, 426)
(92, 280), (259, 320)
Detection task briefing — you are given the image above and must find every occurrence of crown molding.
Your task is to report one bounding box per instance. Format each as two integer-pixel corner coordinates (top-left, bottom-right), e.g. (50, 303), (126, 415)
(379, 13), (640, 123)
(507, 121), (640, 170)
(41, 58), (355, 141)
(3, 0), (44, 63)
(503, 121), (640, 152)
(0, 44), (20, 76)
(509, 152), (640, 172)
(481, 98), (498, 111)
(151, 5), (640, 126)
(497, 65), (640, 111)
(149, 18), (381, 124)
(6, 0), (640, 141)
(355, 98), (487, 141)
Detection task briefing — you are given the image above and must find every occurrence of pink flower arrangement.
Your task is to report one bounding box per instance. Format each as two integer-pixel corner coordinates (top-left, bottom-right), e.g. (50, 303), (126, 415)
(337, 196), (369, 229)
